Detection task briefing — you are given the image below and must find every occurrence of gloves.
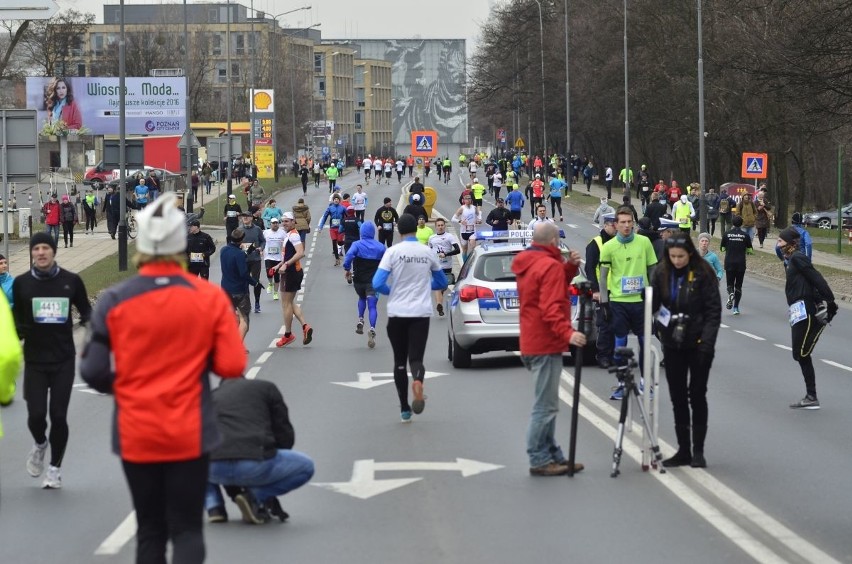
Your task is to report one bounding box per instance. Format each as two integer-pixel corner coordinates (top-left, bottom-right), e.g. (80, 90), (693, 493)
(826, 301), (839, 323)
(601, 302), (612, 323)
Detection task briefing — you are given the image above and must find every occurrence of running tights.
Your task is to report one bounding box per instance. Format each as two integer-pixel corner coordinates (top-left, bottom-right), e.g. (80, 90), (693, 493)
(358, 296), (379, 328)
(24, 358), (75, 468)
(791, 315), (826, 397)
(386, 317), (429, 413)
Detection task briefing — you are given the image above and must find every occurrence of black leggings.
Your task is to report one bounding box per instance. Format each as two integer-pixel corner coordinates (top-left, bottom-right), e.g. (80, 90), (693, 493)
(62, 221), (75, 246)
(248, 261), (262, 304)
(725, 266), (745, 307)
(85, 209), (96, 232)
(24, 359), (75, 468)
(791, 315), (826, 397)
(122, 455), (209, 564)
(386, 317), (430, 413)
(663, 347), (712, 429)
(378, 229), (394, 248)
(550, 197), (562, 218)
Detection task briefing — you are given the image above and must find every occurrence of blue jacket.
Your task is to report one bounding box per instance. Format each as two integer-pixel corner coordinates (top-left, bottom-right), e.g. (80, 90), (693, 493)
(343, 222), (386, 284)
(505, 189), (525, 212)
(220, 243), (257, 294)
(318, 203), (346, 229)
(0, 272), (13, 308)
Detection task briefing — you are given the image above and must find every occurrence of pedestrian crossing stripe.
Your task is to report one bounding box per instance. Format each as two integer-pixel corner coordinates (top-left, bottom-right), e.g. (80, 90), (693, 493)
(746, 157), (763, 173)
(416, 136), (432, 152)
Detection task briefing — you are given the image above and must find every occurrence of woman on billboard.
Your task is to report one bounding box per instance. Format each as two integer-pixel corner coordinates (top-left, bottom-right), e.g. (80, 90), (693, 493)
(45, 77), (83, 131)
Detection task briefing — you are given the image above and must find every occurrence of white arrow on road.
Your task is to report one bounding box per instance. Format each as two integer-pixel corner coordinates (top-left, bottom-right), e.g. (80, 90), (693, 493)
(332, 370), (447, 390)
(312, 458), (504, 500)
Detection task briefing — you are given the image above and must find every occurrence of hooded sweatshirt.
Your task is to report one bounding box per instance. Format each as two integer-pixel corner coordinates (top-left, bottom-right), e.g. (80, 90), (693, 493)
(343, 222), (386, 284)
(511, 243), (578, 355)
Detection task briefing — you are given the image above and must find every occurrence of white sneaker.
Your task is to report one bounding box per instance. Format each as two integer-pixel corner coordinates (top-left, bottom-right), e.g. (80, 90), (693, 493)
(26, 443), (48, 477)
(42, 465), (62, 489)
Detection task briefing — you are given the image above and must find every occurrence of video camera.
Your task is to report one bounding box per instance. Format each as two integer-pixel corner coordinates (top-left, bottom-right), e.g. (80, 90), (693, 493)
(608, 347), (638, 381)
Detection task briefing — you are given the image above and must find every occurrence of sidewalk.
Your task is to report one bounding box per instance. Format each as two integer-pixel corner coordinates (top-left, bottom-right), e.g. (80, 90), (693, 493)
(574, 180), (852, 273)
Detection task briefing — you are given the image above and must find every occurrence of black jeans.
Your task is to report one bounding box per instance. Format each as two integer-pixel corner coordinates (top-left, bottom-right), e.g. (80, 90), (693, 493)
(663, 347), (713, 429)
(24, 358), (75, 467)
(122, 455), (209, 564)
(248, 261), (262, 304)
(725, 266), (746, 307)
(62, 220), (75, 246)
(386, 317), (430, 413)
(791, 315), (827, 397)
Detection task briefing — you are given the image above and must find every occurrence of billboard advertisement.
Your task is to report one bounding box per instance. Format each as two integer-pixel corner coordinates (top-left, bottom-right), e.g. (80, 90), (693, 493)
(26, 77), (187, 136)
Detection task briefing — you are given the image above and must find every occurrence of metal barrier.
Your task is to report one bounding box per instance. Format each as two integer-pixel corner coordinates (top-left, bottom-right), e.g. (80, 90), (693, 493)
(641, 286), (662, 471)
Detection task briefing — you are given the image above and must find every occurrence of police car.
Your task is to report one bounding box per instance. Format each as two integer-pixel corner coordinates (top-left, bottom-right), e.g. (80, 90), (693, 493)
(446, 229), (597, 368)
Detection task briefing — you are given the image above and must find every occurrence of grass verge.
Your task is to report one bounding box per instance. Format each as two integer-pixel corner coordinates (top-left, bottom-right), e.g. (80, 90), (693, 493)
(79, 251), (137, 302)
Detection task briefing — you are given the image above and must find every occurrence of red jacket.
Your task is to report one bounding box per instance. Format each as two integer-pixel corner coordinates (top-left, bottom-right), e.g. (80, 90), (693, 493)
(512, 243), (578, 355)
(79, 263), (246, 463)
(42, 200), (61, 226)
(59, 101), (83, 130)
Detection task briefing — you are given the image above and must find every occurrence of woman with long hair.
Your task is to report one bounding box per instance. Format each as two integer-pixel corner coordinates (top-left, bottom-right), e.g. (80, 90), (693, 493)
(44, 77), (82, 130)
(651, 234), (721, 468)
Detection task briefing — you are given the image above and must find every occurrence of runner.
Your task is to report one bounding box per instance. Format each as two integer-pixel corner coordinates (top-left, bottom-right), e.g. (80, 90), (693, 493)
(374, 197), (399, 248)
(450, 193), (481, 262)
(317, 193), (347, 266)
(395, 157), (405, 183)
(220, 227), (260, 343)
(351, 184), (368, 222)
(313, 160), (322, 188)
(186, 220), (217, 280)
(428, 218), (460, 316)
(263, 217), (287, 301)
(373, 214), (448, 422)
(471, 178), (486, 208)
(373, 157), (383, 182)
(273, 212), (313, 347)
(442, 156), (452, 184)
(343, 221), (386, 348)
(325, 162), (339, 193)
(362, 155), (373, 184)
(383, 158), (393, 185)
(12, 232), (91, 489)
(492, 167), (504, 201)
(548, 174), (567, 221)
(239, 212), (266, 314)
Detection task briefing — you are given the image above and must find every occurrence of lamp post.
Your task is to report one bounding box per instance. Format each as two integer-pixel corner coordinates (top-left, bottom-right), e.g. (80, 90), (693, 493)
(623, 0), (630, 197)
(532, 0), (547, 156)
(697, 0), (707, 232)
(564, 0), (570, 160)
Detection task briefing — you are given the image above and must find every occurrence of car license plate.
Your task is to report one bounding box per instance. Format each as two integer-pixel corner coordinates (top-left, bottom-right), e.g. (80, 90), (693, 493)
(504, 297), (520, 309)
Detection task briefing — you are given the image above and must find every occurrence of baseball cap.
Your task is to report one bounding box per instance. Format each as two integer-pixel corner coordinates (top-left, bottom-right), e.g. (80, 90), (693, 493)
(239, 211), (252, 217)
(228, 194), (236, 200)
(270, 217), (280, 223)
(282, 211), (295, 220)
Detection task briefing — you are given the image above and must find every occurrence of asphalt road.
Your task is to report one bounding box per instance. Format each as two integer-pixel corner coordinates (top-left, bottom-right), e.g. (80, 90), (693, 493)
(1, 169), (850, 564)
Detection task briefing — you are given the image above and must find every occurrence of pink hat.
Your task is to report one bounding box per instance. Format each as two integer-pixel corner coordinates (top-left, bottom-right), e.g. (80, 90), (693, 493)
(61, 194), (70, 202)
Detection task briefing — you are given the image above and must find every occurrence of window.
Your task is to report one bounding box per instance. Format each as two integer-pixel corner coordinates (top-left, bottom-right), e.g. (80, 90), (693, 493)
(354, 65), (364, 86)
(211, 33), (222, 56)
(314, 53), (324, 73)
(92, 34), (103, 56)
(217, 63), (227, 84)
(208, 8), (218, 23)
(315, 77), (325, 97)
(235, 33), (245, 55)
(355, 111), (362, 130)
(77, 63), (86, 76)
(356, 89), (365, 108)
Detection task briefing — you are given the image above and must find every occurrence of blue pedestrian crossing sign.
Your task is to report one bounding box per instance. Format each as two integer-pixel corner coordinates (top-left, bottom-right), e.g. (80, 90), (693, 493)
(741, 152), (768, 179)
(411, 130), (438, 157)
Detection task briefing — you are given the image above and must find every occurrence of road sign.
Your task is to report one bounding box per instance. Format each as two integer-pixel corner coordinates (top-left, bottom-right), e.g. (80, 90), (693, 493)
(206, 137), (242, 161)
(176, 129), (201, 149)
(322, 146), (330, 156)
(0, 0), (60, 21)
(741, 152), (768, 179)
(515, 137), (525, 149)
(312, 458), (504, 500)
(411, 130), (438, 157)
(332, 371), (447, 390)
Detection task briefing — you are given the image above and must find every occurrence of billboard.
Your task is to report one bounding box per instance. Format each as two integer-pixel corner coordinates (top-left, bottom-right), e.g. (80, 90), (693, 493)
(26, 76), (187, 136)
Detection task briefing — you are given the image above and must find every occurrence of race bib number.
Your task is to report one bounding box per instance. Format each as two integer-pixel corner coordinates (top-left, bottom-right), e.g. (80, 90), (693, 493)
(788, 300), (808, 326)
(383, 222), (393, 231)
(266, 246), (280, 255)
(621, 276), (644, 295)
(32, 297), (70, 324)
(190, 252), (204, 263)
(331, 218), (340, 227)
(227, 211), (237, 217)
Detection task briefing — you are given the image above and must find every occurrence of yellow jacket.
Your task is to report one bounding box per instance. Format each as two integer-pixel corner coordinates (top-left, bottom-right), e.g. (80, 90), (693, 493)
(0, 293), (23, 437)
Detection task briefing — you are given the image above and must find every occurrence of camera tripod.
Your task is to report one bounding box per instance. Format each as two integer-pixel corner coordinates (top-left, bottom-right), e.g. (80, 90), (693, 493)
(608, 346), (666, 478)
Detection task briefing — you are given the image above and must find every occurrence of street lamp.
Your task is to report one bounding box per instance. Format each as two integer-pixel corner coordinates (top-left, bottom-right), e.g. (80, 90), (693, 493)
(532, 0), (547, 155)
(564, 0), (570, 161)
(623, 0), (630, 197)
(697, 0), (707, 232)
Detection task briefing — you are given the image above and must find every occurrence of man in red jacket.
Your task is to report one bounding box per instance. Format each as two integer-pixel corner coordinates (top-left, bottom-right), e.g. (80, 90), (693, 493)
(511, 222), (587, 476)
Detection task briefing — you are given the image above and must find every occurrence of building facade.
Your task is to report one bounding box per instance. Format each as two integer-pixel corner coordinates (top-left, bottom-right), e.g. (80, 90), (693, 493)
(354, 59), (392, 158)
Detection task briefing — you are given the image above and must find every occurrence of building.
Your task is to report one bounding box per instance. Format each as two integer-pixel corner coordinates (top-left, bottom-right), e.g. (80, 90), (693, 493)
(354, 59), (393, 158)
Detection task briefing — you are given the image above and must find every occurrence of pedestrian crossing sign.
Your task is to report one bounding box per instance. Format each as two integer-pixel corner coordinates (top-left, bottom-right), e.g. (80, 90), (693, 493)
(411, 130), (438, 157)
(741, 152), (768, 179)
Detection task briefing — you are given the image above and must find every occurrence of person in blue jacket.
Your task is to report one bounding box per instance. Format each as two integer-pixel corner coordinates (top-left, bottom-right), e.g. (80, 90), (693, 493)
(317, 193), (347, 266)
(343, 221), (386, 349)
(698, 232), (724, 281)
(505, 188), (526, 227)
(0, 254), (13, 307)
(775, 212), (813, 265)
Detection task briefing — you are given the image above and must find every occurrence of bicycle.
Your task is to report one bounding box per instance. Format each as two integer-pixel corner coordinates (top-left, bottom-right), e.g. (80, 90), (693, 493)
(126, 210), (138, 239)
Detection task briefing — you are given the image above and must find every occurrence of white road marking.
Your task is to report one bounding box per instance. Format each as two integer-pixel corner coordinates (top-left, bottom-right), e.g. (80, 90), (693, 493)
(720, 323), (729, 328)
(557, 370), (840, 564)
(268, 339), (280, 348)
(256, 351), (272, 364)
(774, 344), (793, 351)
(733, 330), (765, 341)
(245, 366), (260, 380)
(821, 359), (852, 372)
(94, 511), (137, 555)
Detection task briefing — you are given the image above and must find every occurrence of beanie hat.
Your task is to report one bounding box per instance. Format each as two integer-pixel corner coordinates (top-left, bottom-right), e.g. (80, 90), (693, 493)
(698, 232), (711, 243)
(732, 215), (743, 227)
(791, 212), (803, 225)
(778, 227), (801, 245)
(136, 192), (187, 255)
(30, 232), (57, 254)
(397, 213), (417, 235)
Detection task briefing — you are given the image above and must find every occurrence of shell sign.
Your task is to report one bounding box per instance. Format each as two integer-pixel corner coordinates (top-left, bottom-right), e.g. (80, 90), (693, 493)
(250, 89), (274, 113)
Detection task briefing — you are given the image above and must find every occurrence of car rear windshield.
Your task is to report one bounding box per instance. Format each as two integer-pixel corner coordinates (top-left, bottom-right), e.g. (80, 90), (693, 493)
(475, 253), (519, 282)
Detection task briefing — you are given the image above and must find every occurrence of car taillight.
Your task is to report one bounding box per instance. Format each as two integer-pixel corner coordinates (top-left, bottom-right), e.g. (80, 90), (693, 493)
(568, 285), (580, 296)
(459, 285), (495, 302)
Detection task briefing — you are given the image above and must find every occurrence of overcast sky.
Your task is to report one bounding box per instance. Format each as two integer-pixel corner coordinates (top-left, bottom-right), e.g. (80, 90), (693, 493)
(57, 0), (493, 55)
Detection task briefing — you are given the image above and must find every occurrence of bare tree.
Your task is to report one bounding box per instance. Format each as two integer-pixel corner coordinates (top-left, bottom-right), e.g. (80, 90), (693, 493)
(17, 10), (95, 76)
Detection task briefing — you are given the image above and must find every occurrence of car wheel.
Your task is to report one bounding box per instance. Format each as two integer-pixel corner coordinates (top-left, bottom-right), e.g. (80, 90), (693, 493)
(817, 218), (832, 229)
(447, 332), (453, 362)
(451, 335), (472, 369)
(92, 179), (103, 190)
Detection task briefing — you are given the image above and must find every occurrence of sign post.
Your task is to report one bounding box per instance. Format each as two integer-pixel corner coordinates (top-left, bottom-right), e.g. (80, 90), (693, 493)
(741, 152), (768, 189)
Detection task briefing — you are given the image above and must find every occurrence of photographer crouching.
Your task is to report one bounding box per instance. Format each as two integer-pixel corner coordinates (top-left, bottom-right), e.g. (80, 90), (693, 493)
(651, 235), (721, 468)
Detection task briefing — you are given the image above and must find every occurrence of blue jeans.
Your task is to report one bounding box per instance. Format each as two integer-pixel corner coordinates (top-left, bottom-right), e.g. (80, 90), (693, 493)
(205, 449), (315, 510)
(522, 354), (565, 468)
(45, 224), (60, 242)
(744, 226), (756, 241)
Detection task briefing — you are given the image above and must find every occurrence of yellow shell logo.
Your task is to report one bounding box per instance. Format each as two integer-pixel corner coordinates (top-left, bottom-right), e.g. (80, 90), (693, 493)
(253, 91), (272, 110)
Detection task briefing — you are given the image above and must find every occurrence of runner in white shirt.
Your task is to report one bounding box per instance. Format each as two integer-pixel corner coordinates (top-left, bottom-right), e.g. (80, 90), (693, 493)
(372, 214), (448, 423)
(395, 159), (405, 183)
(262, 218), (288, 301)
(468, 161), (478, 182)
(362, 157), (373, 183)
(492, 170), (504, 201)
(383, 159), (393, 185)
(374, 158), (383, 180)
(312, 161), (322, 188)
(350, 184), (368, 221)
(450, 193), (481, 261)
(527, 203), (555, 231)
(428, 218), (461, 316)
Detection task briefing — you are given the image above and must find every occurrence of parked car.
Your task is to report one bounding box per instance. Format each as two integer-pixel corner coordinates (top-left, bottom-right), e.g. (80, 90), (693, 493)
(107, 167), (181, 190)
(83, 161), (112, 189)
(446, 231), (597, 369)
(802, 203), (852, 229)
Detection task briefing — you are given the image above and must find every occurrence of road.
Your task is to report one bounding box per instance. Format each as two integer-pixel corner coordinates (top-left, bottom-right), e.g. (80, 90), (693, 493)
(1, 168), (850, 563)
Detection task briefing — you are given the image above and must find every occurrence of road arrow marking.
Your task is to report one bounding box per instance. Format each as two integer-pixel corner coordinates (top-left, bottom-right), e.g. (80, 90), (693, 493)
(312, 458), (503, 499)
(332, 371), (447, 390)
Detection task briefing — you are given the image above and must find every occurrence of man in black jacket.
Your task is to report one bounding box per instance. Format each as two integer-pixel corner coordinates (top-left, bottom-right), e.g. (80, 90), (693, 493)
(205, 377), (314, 524)
(186, 220), (216, 279)
(583, 214), (617, 368)
(102, 185), (121, 239)
(643, 192), (668, 231)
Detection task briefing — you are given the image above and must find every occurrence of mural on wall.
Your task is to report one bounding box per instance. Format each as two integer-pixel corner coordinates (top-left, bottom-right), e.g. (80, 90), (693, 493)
(351, 39), (468, 146)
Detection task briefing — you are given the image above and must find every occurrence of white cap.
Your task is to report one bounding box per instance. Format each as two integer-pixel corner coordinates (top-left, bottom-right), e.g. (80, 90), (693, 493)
(473, 178), (479, 183)
(412, 194), (421, 202)
(680, 194), (688, 203)
(282, 211), (295, 220)
(136, 192), (187, 255)
(535, 174), (541, 178)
